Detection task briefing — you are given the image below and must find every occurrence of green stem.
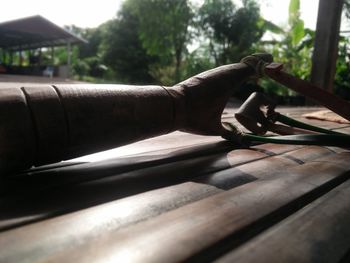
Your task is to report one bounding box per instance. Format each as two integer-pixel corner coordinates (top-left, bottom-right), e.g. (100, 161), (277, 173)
(277, 114), (346, 135)
(243, 133), (350, 147)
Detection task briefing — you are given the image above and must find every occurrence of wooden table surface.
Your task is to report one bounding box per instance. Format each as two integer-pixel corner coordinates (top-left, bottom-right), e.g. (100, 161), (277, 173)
(1, 106), (350, 263)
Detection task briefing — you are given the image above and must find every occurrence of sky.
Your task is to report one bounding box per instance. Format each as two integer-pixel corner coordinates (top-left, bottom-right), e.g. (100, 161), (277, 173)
(260, 0), (319, 29)
(0, 0), (122, 28)
(0, 0), (321, 30)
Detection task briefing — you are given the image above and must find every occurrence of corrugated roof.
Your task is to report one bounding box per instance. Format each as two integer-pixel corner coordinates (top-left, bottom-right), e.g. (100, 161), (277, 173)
(0, 15), (87, 51)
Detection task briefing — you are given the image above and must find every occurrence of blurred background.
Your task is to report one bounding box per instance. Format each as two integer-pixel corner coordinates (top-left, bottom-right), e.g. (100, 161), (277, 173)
(1, 0), (349, 103)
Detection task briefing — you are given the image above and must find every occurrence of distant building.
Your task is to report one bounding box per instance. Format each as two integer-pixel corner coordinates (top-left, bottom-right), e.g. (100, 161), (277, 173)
(0, 15), (87, 78)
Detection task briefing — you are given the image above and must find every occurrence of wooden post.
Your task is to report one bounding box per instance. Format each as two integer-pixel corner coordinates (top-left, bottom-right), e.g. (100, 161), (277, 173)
(67, 41), (71, 78)
(3, 50), (7, 64)
(19, 50), (23, 66)
(310, 0), (344, 92)
(51, 46), (54, 65)
(10, 51), (13, 65)
(5, 50), (9, 64)
(38, 48), (42, 66)
(29, 49), (33, 65)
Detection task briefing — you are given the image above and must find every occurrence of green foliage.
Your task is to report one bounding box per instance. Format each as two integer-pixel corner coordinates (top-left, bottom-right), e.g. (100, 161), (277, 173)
(73, 60), (90, 80)
(79, 27), (105, 58)
(288, 0), (305, 46)
(334, 38), (350, 99)
(53, 47), (68, 65)
(259, 19), (284, 35)
(102, 2), (157, 84)
(291, 19), (304, 46)
(258, 0), (312, 96)
(131, 0), (193, 83)
(288, 0), (300, 25)
(198, 0), (264, 65)
(343, 0), (350, 19)
(182, 47), (215, 79)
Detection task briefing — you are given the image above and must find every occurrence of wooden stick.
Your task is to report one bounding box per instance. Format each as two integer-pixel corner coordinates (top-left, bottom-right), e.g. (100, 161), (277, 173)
(265, 63), (350, 121)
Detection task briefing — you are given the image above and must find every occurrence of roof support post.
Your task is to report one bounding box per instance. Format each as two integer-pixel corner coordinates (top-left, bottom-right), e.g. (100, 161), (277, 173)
(19, 50), (23, 67)
(38, 48), (42, 66)
(1, 49), (4, 63)
(67, 41), (71, 78)
(310, 0), (344, 92)
(3, 49), (8, 64)
(9, 51), (13, 65)
(51, 46), (54, 65)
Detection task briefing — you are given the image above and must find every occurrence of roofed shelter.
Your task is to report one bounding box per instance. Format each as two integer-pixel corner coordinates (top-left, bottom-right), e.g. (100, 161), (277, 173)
(0, 15), (86, 78)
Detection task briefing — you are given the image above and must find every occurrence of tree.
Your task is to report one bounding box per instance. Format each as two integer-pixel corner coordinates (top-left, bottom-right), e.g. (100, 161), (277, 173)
(132, 0), (193, 83)
(343, 0), (350, 19)
(73, 60), (90, 80)
(102, 2), (157, 84)
(63, 24), (108, 79)
(199, 0), (264, 65)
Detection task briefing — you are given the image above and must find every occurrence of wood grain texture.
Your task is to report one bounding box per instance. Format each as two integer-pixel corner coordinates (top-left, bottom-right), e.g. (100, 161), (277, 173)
(1, 139), (316, 230)
(195, 145), (334, 189)
(0, 182), (222, 263)
(1, 141), (235, 196)
(38, 153), (350, 263)
(0, 143), (301, 231)
(216, 179), (350, 263)
(0, 141), (338, 232)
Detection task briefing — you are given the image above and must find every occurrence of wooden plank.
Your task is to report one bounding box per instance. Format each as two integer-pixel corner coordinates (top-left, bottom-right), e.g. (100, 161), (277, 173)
(195, 146), (334, 189)
(0, 182), (222, 263)
(0, 153), (228, 231)
(0, 144), (336, 230)
(1, 143), (303, 200)
(195, 155), (293, 190)
(69, 131), (223, 162)
(22, 161), (85, 173)
(0, 141), (235, 195)
(6, 141), (302, 196)
(0, 143), (301, 231)
(29, 153), (350, 263)
(216, 180), (350, 263)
